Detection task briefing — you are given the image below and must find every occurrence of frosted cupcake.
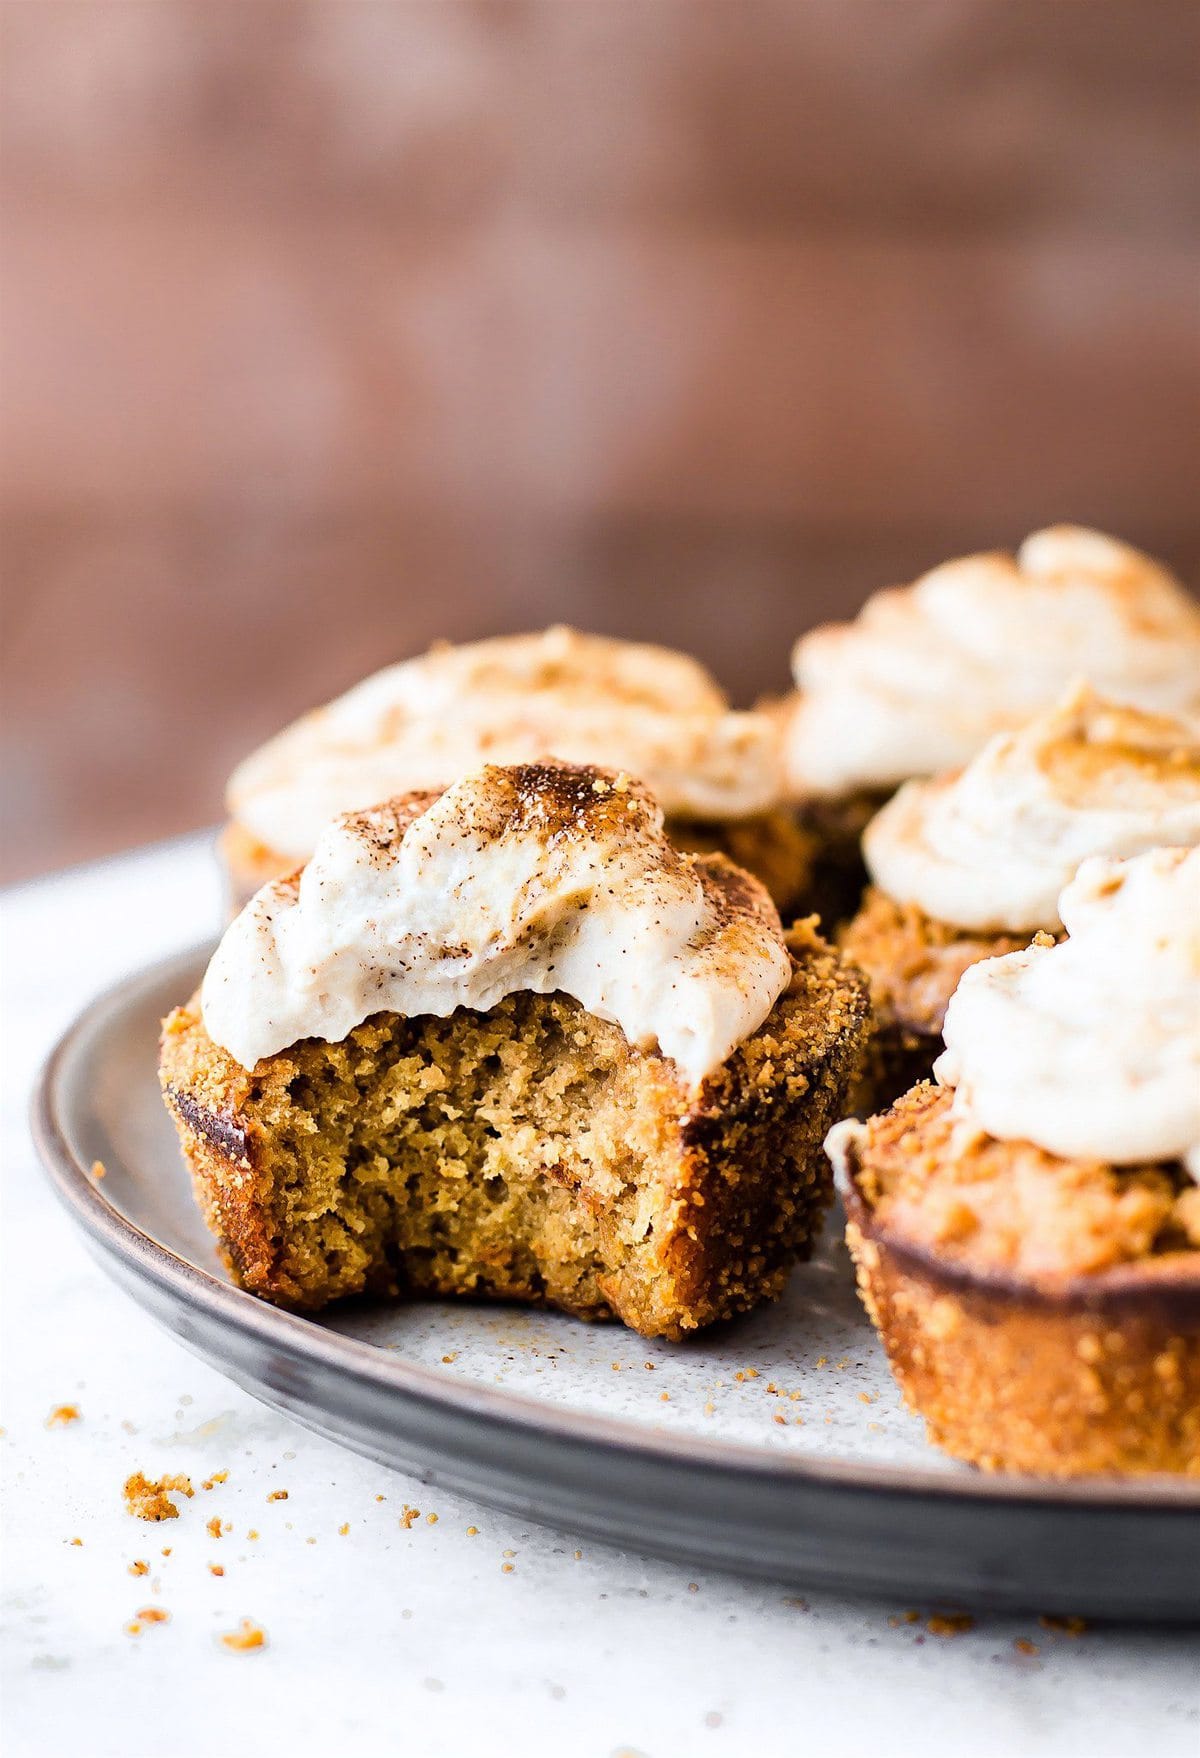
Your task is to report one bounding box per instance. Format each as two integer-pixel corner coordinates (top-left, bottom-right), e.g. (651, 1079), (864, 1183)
(840, 684), (1200, 1106)
(831, 847), (1200, 1476)
(222, 627), (812, 915)
(784, 528), (1200, 924)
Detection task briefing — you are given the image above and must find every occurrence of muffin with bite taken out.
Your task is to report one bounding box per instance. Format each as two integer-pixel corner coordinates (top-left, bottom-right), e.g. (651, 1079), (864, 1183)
(164, 761), (870, 1340)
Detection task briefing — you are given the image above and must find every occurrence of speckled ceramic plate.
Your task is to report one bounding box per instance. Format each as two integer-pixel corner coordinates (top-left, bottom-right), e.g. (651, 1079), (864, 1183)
(33, 947), (1200, 1619)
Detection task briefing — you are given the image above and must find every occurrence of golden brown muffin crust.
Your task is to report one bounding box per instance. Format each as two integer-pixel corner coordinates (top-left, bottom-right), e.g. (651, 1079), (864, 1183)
(838, 1084), (1200, 1476)
(850, 1084), (1198, 1283)
(838, 889), (1036, 1113)
(840, 888), (1029, 1040)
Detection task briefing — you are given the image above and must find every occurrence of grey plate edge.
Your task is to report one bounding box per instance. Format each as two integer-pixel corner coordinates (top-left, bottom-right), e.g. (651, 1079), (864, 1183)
(30, 942), (1200, 1519)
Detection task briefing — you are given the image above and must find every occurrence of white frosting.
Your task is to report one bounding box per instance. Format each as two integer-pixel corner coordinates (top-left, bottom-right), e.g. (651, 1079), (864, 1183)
(934, 847), (1200, 1175)
(786, 527), (1200, 798)
(202, 761), (792, 1083)
(863, 684), (1200, 932)
(229, 627), (784, 859)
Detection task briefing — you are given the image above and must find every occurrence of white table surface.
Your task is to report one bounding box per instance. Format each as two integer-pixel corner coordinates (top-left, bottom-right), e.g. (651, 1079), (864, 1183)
(3, 834), (1198, 1758)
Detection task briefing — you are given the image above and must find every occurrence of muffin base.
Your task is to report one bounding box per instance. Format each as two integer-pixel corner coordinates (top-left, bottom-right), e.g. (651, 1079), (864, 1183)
(834, 1089), (1200, 1476)
(221, 808), (817, 921)
(161, 923), (868, 1341)
(667, 811), (816, 921)
(794, 789), (890, 932)
(839, 888), (1030, 1112)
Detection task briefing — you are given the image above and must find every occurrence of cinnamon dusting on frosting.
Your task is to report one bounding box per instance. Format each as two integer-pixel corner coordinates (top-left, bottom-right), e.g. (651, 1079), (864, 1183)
(228, 627), (785, 859)
(202, 760), (792, 1083)
(863, 684), (1200, 932)
(786, 527), (1200, 798)
(934, 847), (1200, 1174)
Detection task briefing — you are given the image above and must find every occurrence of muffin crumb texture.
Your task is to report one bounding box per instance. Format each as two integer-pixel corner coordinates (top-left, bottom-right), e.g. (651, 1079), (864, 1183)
(161, 925), (867, 1340)
(855, 1085), (1198, 1280)
(123, 1473), (196, 1521)
(839, 888), (1029, 1110)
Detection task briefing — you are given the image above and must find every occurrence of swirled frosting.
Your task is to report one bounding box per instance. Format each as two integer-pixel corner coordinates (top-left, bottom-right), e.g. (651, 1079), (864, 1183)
(228, 627), (785, 860)
(786, 527), (1200, 798)
(934, 847), (1200, 1175)
(863, 685), (1200, 932)
(202, 761), (792, 1083)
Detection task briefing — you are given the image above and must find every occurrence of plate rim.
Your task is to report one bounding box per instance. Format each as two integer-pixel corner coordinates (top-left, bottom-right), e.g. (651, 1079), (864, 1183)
(31, 944), (1200, 1515)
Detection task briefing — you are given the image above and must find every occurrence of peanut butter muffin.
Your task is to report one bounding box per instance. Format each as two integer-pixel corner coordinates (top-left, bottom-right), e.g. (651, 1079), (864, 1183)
(783, 528), (1200, 925)
(830, 848), (1200, 1476)
(164, 762), (869, 1340)
(841, 685), (1200, 1107)
(222, 626), (813, 917)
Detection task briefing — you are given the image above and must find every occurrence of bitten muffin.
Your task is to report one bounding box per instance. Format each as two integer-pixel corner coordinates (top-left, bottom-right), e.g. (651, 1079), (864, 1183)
(220, 625), (814, 919)
(164, 762), (869, 1340)
(840, 685), (1200, 1108)
(782, 526), (1200, 926)
(830, 847), (1200, 1476)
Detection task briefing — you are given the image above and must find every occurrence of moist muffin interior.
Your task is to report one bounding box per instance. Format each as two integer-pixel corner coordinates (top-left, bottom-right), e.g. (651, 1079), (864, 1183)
(161, 924), (869, 1339)
(856, 1084), (1200, 1283)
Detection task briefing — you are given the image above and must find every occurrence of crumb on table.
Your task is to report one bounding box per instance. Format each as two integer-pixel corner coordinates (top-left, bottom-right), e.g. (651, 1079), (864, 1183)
(123, 1472), (195, 1521)
(927, 1613), (974, 1637)
(1039, 1615), (1088, 1637)
(219, 1618), (267, 1653)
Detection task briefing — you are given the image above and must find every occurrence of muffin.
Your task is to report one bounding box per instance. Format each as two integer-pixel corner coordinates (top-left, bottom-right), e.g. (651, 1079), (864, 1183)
(164, 761), (869, 1340)
(783, 527), (1200, 925)
(222, 625), (813, 918)
(830, 847), (1200, 1476)
(841, 684), (1200, 1107)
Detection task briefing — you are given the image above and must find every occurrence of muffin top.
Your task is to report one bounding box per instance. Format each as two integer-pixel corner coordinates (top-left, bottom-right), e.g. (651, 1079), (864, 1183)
(934, 846), (1200, 1175)
(862, 684), (1200, 933)
(202, 760), (792, 1084)
(228, 627), (785, 859)
(785, 527), (1200, 799)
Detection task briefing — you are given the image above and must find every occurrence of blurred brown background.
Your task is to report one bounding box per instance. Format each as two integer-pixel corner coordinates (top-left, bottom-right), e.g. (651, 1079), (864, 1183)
(3, 1), (1199, 881)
